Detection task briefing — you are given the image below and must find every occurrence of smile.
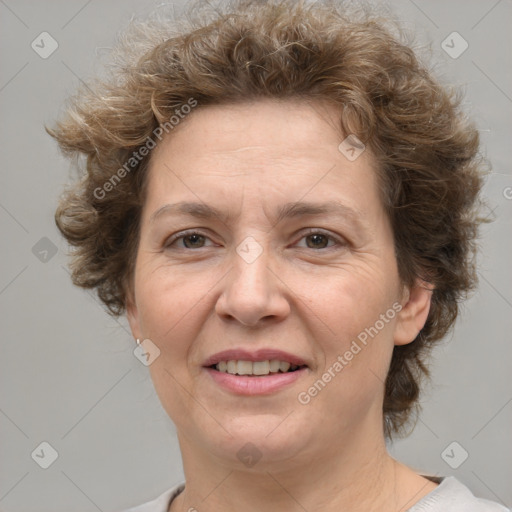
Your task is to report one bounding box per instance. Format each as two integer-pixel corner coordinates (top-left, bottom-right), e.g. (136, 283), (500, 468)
(204, 364), (308, 395)
(210, 359), (307, 376)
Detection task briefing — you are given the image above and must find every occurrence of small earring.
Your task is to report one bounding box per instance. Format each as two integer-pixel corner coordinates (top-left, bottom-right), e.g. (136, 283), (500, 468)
(136, 338), (141, 346)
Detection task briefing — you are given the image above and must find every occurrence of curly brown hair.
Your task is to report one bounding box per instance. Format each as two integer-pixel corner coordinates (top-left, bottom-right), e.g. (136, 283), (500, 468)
(48, 0), (487, 439)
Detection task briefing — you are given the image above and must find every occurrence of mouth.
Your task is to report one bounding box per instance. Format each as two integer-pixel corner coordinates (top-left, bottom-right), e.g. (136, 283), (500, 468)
(202, 349), (310, 395)
(207, 360), (308, 376)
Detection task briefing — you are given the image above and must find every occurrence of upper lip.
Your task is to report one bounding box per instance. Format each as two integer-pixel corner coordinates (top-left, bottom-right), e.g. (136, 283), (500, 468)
(203, 348), (308, 368)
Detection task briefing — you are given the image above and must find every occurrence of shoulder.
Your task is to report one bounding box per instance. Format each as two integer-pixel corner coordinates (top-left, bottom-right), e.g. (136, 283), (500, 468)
(118, 483), (185, 512)
(116, 478), (510, 512)
(409, 476), (510, 512)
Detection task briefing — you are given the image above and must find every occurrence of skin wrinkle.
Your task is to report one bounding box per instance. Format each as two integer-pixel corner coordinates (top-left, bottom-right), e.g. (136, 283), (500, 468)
(126, 100), (437, 512)
(49, 0), (485, 444)
(45, 2), (489, 508)
(147, 209), (373, 258)
(148, 199), (369, 235)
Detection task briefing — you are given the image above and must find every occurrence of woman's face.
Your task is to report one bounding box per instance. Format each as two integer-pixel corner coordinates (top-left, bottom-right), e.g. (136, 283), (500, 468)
(127, 99), (430, 469)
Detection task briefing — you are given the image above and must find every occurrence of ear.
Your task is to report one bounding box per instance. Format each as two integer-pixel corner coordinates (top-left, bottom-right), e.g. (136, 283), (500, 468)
(126, 288), (142, 341)
(394, 280), (433, 346)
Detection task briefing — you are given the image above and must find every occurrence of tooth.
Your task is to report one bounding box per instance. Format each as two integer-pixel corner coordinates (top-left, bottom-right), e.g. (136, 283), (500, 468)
(279, 361), (291, 372)
(218, 359), (299, 375)
(237, 360), (253, 375)
(252, 360), (270, 375)
(269, 359), (281, 372)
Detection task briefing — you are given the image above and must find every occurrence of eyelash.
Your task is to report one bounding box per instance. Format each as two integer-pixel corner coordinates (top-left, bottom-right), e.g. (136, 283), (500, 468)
(164, 228), (346, 251)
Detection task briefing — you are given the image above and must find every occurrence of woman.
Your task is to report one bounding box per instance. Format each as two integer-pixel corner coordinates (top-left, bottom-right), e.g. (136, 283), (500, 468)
(48, 0), (508, 510)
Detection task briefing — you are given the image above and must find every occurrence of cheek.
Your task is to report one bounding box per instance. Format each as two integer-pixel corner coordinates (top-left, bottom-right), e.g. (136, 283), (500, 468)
(290, 261), (399, 391)
(134, 266), (211, 397)
(296, 272), (398, 427)
(134, 268), (209, 419)
(136, 263), (204, 337)
(292, 258), (398, 336)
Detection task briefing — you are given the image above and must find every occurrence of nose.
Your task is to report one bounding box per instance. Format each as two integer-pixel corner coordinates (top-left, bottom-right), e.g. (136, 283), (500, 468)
(215, 243), (291, 328)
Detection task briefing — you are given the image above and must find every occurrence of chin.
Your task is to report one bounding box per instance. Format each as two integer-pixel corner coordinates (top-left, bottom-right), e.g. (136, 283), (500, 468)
(202, 414), (313, 467)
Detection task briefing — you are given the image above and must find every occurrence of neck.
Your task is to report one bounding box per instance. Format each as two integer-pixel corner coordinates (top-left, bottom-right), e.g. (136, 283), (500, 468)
(171, 424), (411, 512)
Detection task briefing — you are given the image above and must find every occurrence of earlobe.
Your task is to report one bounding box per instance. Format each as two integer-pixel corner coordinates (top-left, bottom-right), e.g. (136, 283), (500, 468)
(394, 280), (433, 346)
(126, 291), (142, 341)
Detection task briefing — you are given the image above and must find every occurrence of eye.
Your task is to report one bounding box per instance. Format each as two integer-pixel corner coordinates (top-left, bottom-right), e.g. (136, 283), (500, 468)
(164, 228), (345, 251)
(164, 230), (215, 250)
(294, 229), (345, 250)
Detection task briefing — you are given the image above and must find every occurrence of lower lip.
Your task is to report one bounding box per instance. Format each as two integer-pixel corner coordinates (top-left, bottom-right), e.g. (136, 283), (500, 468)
(204, 367), (308, 395)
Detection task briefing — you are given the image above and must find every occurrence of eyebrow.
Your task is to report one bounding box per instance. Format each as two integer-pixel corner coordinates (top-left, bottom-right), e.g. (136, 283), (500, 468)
(149, 200), (365, 228)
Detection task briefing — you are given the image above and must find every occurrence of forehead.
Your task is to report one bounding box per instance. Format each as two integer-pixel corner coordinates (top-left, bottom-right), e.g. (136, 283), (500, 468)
(152, 99), (349, 163)
(143, 99), (382, 223)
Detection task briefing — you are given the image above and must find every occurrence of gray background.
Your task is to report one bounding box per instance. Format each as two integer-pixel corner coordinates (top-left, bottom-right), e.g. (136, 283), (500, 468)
(1, 0), (511, 510)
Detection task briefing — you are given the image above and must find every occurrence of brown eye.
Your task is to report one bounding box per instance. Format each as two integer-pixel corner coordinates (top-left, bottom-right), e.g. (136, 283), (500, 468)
(295, 229), (343, 250)
(305, 233), (331, 249)
(165, 231), (214, 249)
(181, 233), (206, 248)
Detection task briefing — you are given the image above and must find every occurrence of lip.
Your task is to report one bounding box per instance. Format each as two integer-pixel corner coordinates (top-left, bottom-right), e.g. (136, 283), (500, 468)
(204, 366), (308, 395)
(202, 348), (308, 368)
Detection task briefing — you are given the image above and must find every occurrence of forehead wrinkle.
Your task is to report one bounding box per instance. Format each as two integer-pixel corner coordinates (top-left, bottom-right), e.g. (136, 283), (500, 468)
(149, 199), (367, 231)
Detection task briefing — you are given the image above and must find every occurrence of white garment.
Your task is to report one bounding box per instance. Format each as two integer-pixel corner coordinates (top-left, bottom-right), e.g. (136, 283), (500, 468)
(121, 476), (510, 512)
